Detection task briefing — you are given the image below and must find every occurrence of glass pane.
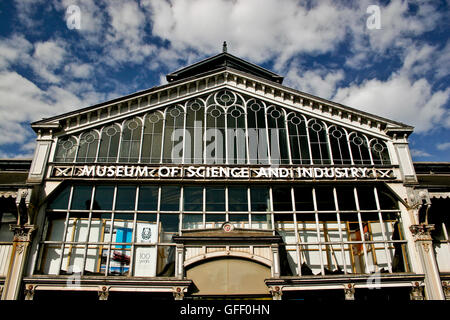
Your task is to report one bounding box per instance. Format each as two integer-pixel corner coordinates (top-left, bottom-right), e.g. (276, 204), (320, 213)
(70, 186), (93, 210)
(138, 186), (159, 211)
(251, 214), (272, 229)
(294, 186), (314, 211)
(160, 186), (181, 211)
(250, 187), (270, 211)
(48, 185), (71, 209)
(315, 187), (335, 211)
(228, 187), (248, 211)
(93, 186), (114, 210)
(206, 187), (225, 211)
(357, 187), (377, 210)
(115, 186), (136, 210)
(377, 188), (398, 210)
(182, 214), (203, 229)
(337, 186), (356, 211)
(159, 214), (179, 242)
(183, 186), (203, 211)
(229, 214), (248, 228)
(273, 187), (292, 211)
(205, 214), (226, 226)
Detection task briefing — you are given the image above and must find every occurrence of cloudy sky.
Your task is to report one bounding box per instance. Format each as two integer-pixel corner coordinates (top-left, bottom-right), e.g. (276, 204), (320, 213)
(0, 0), (448, 161)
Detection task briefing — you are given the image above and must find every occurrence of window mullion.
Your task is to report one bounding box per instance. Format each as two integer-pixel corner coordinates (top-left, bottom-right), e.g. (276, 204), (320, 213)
(56, 185), (74, 276)
(312, 187), (325, 275)
(374, 186), (393, 273)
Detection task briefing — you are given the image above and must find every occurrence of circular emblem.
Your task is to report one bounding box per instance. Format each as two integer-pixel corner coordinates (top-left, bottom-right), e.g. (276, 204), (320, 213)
(141, 227), (152, 241)
(222, 222), (234, 233)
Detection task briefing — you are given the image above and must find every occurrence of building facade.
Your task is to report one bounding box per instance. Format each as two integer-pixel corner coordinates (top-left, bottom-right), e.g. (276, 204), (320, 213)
(1, 50), (449, 300)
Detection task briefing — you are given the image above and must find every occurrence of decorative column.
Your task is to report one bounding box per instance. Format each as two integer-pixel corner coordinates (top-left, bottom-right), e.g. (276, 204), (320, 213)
(1, 225), (36, 300)
(409, 224), (445, 300)
(175, 244), (185, 279)
(271, 244), (280, 278)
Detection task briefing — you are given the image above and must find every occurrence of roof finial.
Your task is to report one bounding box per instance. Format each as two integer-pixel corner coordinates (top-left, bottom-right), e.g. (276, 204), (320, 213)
(222, 41), (227, 53)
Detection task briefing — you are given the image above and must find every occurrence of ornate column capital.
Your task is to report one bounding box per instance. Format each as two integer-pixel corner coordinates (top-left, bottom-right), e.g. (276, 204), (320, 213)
(409, 224), (435, 241)
(98, 286), (110, 300)
(442, 282), (450, 300)
(10, 224), (36, 254)
(410, 282), (424, 300)
(344, 283), (355, 300)
(10, 225), (36, 242)
(173, 286), (186, 300)
(24, 284), (35, 300)
(269, 286), (283, 300)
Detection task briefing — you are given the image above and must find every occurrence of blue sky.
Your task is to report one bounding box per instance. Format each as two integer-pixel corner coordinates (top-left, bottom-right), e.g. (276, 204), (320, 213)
(0, 0), (448, 161)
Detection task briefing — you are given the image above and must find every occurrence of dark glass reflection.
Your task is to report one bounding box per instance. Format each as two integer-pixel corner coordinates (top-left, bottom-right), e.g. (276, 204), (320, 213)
(71, 185), (93, 210)
(206, 187), (225, 211)
(272, 187), (292, 211)
(315, 187), (335, 211)
(250, 187), (270, 211)
(115, 186), (136, 210)
(183, 186), (203, 211)
(160, 186), (181, 211)
(228, 187), (248, 211)
(294, 186), (314, 211)
(48, 185), (71, 209)
(93, 186), (114, 210)
(138, 186), (158, 211)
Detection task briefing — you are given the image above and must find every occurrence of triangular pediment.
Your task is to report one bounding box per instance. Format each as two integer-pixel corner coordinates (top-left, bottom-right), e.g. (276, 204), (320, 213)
(166, 52), (284, 84)
(34, 67), (411, 141)
(49, 79), (404, 167)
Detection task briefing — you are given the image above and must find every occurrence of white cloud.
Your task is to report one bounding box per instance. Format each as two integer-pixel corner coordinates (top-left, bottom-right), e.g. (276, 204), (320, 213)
(284, 66), (344, 100)
(29, 40), (67, 83)
(0, 71), (106, 148)
(143, 0), (354, 66)
(333, 73), (450, 132)
(410, 149), (432, 157)
(0, 35), (33, 69)
(437, 142), (450, 151)
(64, 63), (93, 79)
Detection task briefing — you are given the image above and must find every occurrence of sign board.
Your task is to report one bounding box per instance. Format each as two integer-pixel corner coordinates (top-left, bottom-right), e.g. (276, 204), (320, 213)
(51, 164), (397, 180)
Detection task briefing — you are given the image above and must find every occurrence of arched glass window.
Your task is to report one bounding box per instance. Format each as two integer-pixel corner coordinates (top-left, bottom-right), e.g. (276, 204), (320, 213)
(54, 136), (77, 162)
(227, 105), (247, 164)
(287, 113), (310, 164)
(247, 99), (269, 164)
(267, 106), (289, 164)
(162, 105), (184, 164)
(98, 124), (121, 162)
(328, 125), (351, 165)
(370, 139), (390, 165)
(205, 104), (225, 164)
(308, 119), (331, 164)
(76, 131), (99, 162)
(141, 111), (164, 163)
(185, 99), (205, 164)
(119, 118), (142, 162)
(349, 132), (371, 165)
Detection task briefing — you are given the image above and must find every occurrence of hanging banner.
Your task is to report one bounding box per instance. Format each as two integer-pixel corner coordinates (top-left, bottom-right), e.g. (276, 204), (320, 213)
(134, 222), (158, 277)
